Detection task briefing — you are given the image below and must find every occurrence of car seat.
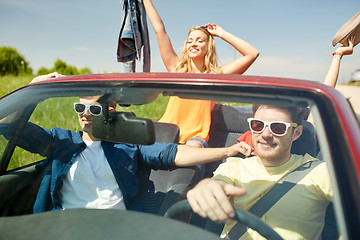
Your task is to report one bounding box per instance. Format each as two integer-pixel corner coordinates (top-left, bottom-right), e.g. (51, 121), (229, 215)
(138, 122), (199, 217)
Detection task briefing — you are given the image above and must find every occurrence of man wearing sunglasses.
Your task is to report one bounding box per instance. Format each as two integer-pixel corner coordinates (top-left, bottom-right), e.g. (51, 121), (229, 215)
(187, 104), (331, 240)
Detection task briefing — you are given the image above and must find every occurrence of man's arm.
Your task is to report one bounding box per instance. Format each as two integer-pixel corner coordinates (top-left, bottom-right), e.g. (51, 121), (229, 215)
(186, 178), (246, 222)
(174, 141), (252, 167)
(0, 120), (54, 158)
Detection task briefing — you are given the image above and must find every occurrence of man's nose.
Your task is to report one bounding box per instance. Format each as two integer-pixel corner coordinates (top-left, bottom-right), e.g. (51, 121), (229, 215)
(261, 126), (273, 138)
(83, 107), (91, 116)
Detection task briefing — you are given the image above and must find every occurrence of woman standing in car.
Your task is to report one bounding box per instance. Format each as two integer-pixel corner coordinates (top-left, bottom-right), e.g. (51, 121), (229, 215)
(143, 0), (259, 148)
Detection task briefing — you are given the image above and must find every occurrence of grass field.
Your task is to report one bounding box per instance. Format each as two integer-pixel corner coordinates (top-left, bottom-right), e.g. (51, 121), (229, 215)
(0, 75), (169, 170)
(0, 75), (34, 96)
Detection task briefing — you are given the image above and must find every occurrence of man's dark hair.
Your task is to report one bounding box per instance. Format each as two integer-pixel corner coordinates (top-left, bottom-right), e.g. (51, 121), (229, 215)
(252, 104), (306, 125)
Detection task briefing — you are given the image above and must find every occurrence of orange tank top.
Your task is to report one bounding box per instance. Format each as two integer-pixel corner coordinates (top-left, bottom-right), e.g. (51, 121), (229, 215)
(159, 97), (215, 143)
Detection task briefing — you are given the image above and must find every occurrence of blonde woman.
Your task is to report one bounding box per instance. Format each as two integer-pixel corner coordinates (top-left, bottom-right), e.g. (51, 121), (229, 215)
(143, 0), (259, 148)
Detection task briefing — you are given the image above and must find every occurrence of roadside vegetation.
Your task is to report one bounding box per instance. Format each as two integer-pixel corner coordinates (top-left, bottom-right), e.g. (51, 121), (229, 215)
(348, 81), (360, 86)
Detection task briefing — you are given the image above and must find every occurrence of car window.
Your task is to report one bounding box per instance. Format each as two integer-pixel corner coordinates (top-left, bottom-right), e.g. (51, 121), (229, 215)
(1, 97), (79, 171)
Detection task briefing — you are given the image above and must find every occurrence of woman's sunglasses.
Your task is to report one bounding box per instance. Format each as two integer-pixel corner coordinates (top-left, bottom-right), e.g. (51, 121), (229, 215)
(74, 103), (102, 116)
(247, 118), (298, 137)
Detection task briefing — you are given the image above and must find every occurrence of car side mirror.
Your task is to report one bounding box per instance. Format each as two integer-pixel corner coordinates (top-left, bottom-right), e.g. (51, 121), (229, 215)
(92, 112), (155, 145)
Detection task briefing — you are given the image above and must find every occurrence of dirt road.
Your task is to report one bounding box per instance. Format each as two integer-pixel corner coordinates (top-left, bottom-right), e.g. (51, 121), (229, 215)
(335, 85), (360, 114)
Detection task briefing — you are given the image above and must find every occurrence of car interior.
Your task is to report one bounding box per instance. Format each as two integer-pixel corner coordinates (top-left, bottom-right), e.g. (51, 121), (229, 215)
(0, 85), (341, 239)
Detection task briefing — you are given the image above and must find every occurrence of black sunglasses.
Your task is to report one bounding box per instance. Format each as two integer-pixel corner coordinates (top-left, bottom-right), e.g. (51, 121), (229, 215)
(247, 118), (298, 137)
(74, 103), (102, 116)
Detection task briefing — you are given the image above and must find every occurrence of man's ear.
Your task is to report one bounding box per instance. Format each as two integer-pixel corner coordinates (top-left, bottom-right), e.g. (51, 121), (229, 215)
(292, 125), (303, 142)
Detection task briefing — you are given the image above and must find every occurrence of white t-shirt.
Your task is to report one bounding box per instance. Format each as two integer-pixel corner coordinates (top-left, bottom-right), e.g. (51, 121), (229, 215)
(60, 140), (126, 210)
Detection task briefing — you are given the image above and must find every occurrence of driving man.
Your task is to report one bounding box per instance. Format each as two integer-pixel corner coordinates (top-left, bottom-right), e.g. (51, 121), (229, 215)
(187, 104), (332, 239)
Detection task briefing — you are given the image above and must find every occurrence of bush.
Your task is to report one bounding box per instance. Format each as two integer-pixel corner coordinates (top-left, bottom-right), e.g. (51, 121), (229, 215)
(36, 59), (93, 76)
(0, 47), (32, 76)
(79, 67), (92, 75)
(36, 67), (51, 76)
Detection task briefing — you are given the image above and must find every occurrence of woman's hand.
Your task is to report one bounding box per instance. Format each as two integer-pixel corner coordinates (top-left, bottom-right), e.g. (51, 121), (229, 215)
(336, 36), (355, 56)
(205, 23), (225, 38)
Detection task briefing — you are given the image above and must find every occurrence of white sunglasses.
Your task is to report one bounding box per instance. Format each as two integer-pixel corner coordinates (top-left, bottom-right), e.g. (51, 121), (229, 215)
(247, 118), (298, 137)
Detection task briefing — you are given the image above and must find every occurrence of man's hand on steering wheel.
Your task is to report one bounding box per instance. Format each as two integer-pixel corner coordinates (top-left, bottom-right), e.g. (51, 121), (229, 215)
(186, 178), (247, 223)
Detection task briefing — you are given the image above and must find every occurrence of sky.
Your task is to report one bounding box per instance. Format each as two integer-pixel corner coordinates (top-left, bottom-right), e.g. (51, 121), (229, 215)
(0, 0), (359, 83)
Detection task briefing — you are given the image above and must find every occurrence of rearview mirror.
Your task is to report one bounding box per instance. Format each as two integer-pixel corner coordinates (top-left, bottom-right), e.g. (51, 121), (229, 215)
(92, 112), (155, 145)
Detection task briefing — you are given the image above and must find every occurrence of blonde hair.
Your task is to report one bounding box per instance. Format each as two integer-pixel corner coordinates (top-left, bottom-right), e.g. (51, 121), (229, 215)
(175, 27), (221, 73)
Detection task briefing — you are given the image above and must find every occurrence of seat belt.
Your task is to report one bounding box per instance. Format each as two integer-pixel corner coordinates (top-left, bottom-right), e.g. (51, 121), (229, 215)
(226, 160), (323, 240)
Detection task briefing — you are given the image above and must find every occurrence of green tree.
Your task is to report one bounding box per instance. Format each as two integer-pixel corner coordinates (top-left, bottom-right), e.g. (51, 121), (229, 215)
(36, 67), (50, 76)
(50, 59), (92, 75)
(79, 67), (92, 75)
(0, 47), (32, 76)
(51, 59), (76, 75)
(36, 59), (93, 76)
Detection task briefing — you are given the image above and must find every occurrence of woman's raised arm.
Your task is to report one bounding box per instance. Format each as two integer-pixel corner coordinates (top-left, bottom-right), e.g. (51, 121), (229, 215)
(143, 0), (178, 72)
(206, 24), (259, 74)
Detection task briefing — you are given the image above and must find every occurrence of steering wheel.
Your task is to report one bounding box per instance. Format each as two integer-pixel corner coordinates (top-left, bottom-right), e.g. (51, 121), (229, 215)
(165, 200), (283, 240)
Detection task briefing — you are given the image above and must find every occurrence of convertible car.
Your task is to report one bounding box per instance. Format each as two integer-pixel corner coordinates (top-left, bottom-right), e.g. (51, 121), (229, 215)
(0, 73), (359, 240)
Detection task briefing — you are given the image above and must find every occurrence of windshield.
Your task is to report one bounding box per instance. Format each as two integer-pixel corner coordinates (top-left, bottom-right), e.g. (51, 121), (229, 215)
(0, 78), (359, 240)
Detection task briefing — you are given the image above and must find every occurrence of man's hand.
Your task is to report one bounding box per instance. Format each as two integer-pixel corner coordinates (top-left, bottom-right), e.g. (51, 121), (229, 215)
(227, 141), (253, 158)
(187, 178), (246, 223)
(30, 72), (64, 84)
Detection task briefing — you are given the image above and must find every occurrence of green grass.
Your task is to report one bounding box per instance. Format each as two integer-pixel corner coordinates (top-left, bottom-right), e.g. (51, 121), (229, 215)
(0, 75), (34, 97)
